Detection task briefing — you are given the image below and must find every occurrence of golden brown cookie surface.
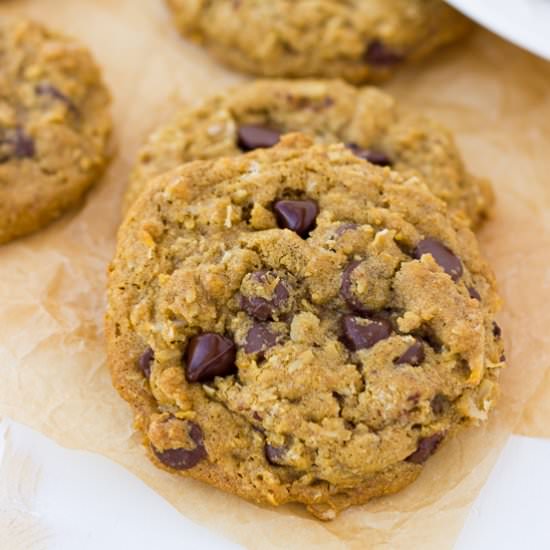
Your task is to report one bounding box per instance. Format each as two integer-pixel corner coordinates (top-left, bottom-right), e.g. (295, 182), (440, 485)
(0, 19), (112, 244)
(127, 79), (492, 226)
(108, 135), (504, 519)
(166, 0), (471, 83)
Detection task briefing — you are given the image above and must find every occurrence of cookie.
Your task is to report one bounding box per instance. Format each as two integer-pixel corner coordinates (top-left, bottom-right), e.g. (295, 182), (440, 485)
(126, 79), (493, 226)
(166, 0), (472, 83)
(107, 134), (505, 520)
(0, 19), (112, 244)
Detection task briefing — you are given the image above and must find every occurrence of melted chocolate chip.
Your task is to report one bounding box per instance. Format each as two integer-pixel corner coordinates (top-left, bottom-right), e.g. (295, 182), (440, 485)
(240, 271), (289, 321)
(346, 143), (393, 167)
(184, 333), (236, 382)
(14, 128), (35, 158)
(36, 83), (78, 113)
(265, 443), (286, 465)
(245, 324), (280, 354)
(342, 315), (393, 351)
(138, 347), (154, 378)
(406, 433), (445, 464)
(364, 40), (405, 66)
(394, 340), (425, 366)
(431, 394), (449, 415)
(237, 125), (280, 151)
(340, 261), (371, 315)
(273, 199), (319, 238)
(2, 127), (36, 161)
(413, 238), (463, 282)
(468, 287), (481, 301)
(500, 353), (506, 362)
(153, 422), (207, 470)
(493, 322), (502, 339)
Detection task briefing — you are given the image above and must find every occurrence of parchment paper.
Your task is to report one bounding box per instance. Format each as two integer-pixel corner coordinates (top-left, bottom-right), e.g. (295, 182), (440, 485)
(1, 1), (550, 548)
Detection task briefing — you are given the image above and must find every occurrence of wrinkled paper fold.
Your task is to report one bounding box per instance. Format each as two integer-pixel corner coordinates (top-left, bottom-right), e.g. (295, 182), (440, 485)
(1, 1), (550, 548)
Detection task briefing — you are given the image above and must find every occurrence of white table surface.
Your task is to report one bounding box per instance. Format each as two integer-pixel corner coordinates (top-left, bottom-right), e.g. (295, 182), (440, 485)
(1, 418), (549, 550)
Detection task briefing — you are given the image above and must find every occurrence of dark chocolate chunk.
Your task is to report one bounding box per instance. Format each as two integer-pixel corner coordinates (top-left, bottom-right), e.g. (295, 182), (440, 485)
(431, 394), (449, 415)
(240, 271), (289, 321)
(492, 322), (502, 339)
(342, 315), (392, 351)
(245, 323), (280, 354)
(364, 40), (405, 66)
(468, 287), (481, 301)
(394, 340), (425, 366)
(265, 443), (286, 465)
(406, 432), (445, 464)
(0, 127), (35, 161)
(12, 127), (35, 159)
(184, 333), (236, 382)
(138, 347), (154, 378)
(346, 143), (393, 167)
(413, 238), (463, 282)
(340, 261), (370, 315)
(153, 422), (207, 470)
(35, 83), (78, 113)
(273, 199), (319, 238)
(237, 125), (280, 151)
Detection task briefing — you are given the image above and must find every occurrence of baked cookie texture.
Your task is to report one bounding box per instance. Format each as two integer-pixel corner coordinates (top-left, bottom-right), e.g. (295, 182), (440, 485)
(0, 19), (112, 244)
(126, 79), (493, 227)
(107, 135), (505, 519)
(166, 0), (472, 83)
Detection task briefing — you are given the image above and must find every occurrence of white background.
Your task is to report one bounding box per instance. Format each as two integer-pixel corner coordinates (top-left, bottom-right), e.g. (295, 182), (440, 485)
(1, 418), (550, 550)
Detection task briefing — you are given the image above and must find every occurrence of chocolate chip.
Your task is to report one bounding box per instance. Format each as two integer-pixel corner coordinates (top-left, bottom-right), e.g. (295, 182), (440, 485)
(413, 238), (463, 282)
(153, 422), (207, 470)
(364, 40), (405, 66)
(493, 322), (502, 339)
(237, 125), (280, 151)
(342, 315), (392, 351)
(468, 287), (481, 301)
(406, 433), (445, 464)
(340, 260), (370, 315)
(265, 443), (286, 465)
(11, 127), (35, 159)
(240, 271), (289, 321)
(184, 333), (236, 383)
(407, 392), (421, 404)
(245, 324), (280, 354)
(346, 143), (393, 167)
(36, 83), (78, 113)
(431, 394), (449, 415)
(394, 340), (425, 366)
(273, 199), (319, 238)
(500, 353), (506, 362)
(138, 347), (154, 378)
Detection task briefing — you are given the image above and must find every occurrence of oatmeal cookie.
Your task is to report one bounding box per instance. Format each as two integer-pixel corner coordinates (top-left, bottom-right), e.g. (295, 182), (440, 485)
(107, 134), (504, 520)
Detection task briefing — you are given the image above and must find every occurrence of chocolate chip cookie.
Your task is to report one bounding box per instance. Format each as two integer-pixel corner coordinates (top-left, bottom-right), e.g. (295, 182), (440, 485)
(126, 79), (493, 227)
(107, 134), (505, 520)
(0, 19), (112, 244)
(165, 0), (471, 83)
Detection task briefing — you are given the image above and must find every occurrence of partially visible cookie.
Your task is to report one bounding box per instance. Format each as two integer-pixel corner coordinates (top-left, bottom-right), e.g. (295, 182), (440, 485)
(127, 79), (493, 226)
(166, 0), (472, 83)
(107, 134), (504, 520)
(0, 19), (112, 244)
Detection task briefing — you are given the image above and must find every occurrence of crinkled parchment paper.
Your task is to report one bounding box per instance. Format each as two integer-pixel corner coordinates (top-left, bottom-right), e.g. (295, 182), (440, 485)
(1, 1), (550, 548)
